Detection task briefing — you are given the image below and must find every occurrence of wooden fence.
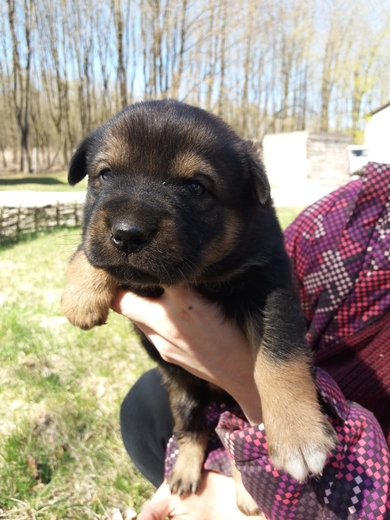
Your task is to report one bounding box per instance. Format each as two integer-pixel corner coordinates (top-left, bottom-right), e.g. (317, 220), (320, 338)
(0, 202), (83, 243)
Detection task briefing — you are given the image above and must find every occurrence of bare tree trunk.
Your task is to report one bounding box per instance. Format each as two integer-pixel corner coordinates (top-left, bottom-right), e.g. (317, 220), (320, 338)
(112, 0), (127, 107)
(216, 0), (227, 117)
(320, 37), (333, 133)
(7, 0), (33, 173)
(204, 3), (217, 111)
(171, 0), (188, 98)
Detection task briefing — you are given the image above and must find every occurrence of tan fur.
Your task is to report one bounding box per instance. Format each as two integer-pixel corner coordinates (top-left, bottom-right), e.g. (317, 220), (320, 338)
(169, 152), (214, 180)
(84, 215), (112, 255)
(167, 432), (209, 496)
(232, 464), (264, 517)
(253, 352), (336, 479)
(61, 250), (117, 330)
(92, 139), (127, 174)
(202, 214), (242, 267)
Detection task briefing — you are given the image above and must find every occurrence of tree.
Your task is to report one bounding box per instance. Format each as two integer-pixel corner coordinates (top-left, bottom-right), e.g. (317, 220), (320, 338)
(6, 0), (34, 172)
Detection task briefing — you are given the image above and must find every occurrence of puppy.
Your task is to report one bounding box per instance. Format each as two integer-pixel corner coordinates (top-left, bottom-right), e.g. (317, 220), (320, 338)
(62, 100), (336, 515)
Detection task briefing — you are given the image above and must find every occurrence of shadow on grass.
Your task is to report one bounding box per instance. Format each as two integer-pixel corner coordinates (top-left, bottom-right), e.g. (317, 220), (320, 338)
(0, 177), (66, 187)
(0, 226), (80, 251)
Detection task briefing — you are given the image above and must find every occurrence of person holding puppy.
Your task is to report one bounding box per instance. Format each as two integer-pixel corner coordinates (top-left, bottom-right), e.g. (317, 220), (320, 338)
(115, 162), (390, 519)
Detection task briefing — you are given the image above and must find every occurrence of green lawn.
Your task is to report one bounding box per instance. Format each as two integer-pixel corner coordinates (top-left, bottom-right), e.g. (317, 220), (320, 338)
(0, 173), (86, 192)
(277, 207), (304, 230)
(0, 228), (154, 519)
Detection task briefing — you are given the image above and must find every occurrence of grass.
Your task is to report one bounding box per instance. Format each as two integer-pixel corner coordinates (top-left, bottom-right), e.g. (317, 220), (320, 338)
(0, 207), (302, 519)
(0, 228), (154, 519)
(276, 207), (304, 230)
(0, 173), (86, 192)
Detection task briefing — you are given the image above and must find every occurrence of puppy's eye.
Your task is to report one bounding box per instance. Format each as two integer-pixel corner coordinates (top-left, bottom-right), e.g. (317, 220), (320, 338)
(187, 180), (206, 196)
(99, 169), (112, 180)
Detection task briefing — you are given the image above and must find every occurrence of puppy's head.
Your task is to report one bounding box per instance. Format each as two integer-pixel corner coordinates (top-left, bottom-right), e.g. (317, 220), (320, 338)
(69, 99), (273, 286)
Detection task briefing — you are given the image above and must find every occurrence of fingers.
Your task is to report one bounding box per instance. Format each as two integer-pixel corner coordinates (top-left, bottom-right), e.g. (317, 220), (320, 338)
(111, 287), (195, 323)
(112, 286), (224, 333)
(111, 289), (186, 355)
(137, 474), (258, 520)
(137, 482), (172, 520)
(111, 288), (167, 322)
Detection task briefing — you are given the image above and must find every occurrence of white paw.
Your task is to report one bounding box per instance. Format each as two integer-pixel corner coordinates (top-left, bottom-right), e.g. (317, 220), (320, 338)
(273, 444), (329, 482)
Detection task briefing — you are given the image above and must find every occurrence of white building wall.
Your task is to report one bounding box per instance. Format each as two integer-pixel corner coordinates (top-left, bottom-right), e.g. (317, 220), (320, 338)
(365, 105), (390, 164)
(262, 131), (308, 191)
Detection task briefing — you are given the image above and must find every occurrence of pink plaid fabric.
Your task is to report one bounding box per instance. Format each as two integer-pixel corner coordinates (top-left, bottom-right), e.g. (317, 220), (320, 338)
(284, 162), (390, 349)
(285, 162), (390, 444)
(165, 369), (390, 519)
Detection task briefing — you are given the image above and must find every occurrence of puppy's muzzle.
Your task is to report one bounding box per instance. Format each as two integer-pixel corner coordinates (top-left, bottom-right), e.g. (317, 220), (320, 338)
(110, 222), (155, 255)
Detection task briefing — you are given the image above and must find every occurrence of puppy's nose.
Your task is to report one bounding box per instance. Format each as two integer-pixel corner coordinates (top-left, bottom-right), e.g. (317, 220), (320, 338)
(111, 223), (154, 254)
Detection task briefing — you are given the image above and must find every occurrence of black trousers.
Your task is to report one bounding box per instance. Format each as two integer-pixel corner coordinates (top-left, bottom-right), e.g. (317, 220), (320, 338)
(120, 368), (173, 487)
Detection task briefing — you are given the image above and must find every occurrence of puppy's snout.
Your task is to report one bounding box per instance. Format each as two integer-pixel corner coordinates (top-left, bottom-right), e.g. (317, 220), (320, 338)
(111, 223), (155, 254)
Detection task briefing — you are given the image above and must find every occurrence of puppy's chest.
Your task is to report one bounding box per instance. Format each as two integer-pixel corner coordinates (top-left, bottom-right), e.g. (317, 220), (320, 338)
(196, 277), (268, 325)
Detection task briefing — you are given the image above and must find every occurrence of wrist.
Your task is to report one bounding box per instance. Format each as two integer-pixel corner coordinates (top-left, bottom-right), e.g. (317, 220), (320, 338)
(214, 345), (263, 425)
(229, 380), (263, 425)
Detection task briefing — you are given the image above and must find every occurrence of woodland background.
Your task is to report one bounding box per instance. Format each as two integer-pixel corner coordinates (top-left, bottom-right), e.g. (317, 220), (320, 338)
(1, 0), (390, 173)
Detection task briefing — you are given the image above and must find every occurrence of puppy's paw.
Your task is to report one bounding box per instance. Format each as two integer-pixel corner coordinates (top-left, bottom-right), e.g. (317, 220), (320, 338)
(233, 465), (264, 517)
(167, 433), (207, 497)
(62, 284), (110, 330)
(268, 414), (336, 482)
(167, 461), (202, 497)
(255, 354), (337, 481)
(62, 249), (117, 330)
(236, 493), (264, 518)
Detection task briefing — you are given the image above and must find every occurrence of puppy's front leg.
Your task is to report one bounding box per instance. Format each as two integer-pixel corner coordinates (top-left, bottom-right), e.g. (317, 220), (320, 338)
(246, 288), (336, 482)
(159, 364), (209, 497)
(62, 248), (118, 330)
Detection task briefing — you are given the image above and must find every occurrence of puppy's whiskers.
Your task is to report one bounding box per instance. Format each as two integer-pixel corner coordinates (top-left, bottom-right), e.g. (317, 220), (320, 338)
(182, 258), (202, 283)
(160, 263), (173, 286)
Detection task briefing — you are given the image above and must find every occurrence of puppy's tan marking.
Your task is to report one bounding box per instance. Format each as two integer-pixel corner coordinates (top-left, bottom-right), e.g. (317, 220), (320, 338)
(62, 250), (117, 330)
(253, 352), (336, 481)
(167, 432), (209, 496)
(94, 134), (131, 172)
(169, 152), (214, 180)
(95, 126), (160, 176)
(202, 215), (242, 267)
(84, 213), (112, 255)
(232, 464), (264, 517)
(161, 371), (210, 495)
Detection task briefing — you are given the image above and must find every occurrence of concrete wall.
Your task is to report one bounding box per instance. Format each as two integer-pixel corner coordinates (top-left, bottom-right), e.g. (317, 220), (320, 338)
(306, 133), (351, 186)
(262, 131), (352, 207)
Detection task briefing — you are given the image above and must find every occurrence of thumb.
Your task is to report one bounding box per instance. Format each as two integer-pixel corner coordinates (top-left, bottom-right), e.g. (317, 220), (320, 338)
(137, 482), (172, 520)
(111, 289), (165, 320)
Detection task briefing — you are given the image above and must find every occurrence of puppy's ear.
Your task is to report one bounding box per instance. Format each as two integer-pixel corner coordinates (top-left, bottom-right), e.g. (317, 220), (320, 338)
(246, 141), (271, 207)
(68, 131), (98, 186)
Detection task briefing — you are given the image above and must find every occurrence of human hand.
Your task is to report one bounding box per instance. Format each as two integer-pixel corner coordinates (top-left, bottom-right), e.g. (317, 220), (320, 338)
(137, 472), (264, 520)
(111, 287), (262, 424)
